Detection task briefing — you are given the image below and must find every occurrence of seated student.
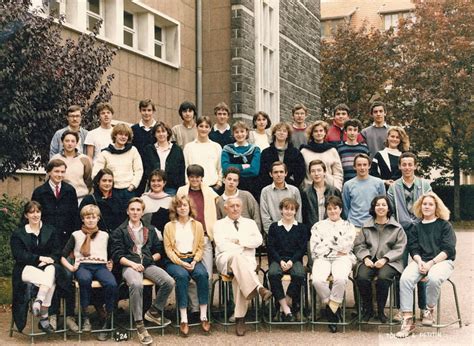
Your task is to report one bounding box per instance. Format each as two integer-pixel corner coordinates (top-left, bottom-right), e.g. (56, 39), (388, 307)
(172, 101), (198, 148)
(51, 130), (92, 204)
(290, 103), (309, 150)
(301, 159), (341, 228)
(310, 196), (356, 333)
(61, 205), (118, 341)
(163, 196), (210, 336)
(110, 198), (175, 345)
(354, 196), (406, 323)
(259, 122), (305, 190)
(143, 121), (185, 196)
(213, 196), (272, 336)
(336, 119), (370, 184)
(370, 126), (410, 188)
(141, 169), (172, 232)
(222, 121), (261, 200)
(209, 102), (234, 147)
(267, 198), (308, 322)
(396, 192), (456, 338)
(80, 168), (127, 233)
(10, 201), (67, 334)
(248, 111), (272, 151)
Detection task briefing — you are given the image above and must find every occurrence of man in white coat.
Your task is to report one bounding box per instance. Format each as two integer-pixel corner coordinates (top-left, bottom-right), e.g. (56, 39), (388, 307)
(214, 196), (272, 336)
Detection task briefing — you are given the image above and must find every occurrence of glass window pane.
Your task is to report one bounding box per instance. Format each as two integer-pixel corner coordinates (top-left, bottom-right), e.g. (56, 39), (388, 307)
(124, 31), (133, 47)
(154, 26), (162, 41)
(124, 11), (134, 29)
(88, 0), (100, 15)
(154, 44), (162, 58)
(87, 15), (100, 31)
(49, 0), (60, 17)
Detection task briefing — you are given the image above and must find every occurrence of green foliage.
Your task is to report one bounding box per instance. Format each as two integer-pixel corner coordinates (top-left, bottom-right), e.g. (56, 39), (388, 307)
(432, 185), (474, 221)
(0, 0), (116, 179)
(0, 194), (26, 277)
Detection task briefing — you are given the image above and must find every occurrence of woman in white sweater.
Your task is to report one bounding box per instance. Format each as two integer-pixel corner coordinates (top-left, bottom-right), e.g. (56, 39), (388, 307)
(92, 123), (143, 209)
(300, 121), (343, 190)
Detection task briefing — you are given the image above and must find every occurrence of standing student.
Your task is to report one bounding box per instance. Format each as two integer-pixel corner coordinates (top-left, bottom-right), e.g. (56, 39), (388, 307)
(361, 101), (389, 158)
(132, 99), (158, 195)
(300, 120), (343, 190)
(84, 102), (114, 162)
(336, 119), (370, 184)
(209, 102), (234, 147)
(326, 103), (364, 146)
(290, 103), (308, 149)
(50, 105), (89, 159)
(172, 101), (198, 148)
(248, 111), (272, 151)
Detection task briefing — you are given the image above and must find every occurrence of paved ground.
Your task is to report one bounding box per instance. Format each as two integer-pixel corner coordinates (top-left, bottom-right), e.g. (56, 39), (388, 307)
(1, 231), (472, 345)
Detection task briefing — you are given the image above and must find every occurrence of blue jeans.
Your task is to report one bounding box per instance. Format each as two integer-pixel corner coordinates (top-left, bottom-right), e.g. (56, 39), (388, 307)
(166, 258), (209, 309)
(75, 263), (118, 314)
(113, 188), (136, 211)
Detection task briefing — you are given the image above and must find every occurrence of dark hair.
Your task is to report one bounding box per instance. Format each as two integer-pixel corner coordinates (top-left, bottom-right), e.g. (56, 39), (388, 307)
(308, 159), (327, 173)
(399, 151), (417, 165)
(97, 102), (114, 115)
(178, 101), (197, 119)
(343, 119), (362, 131)
(61, 130), (79, 142)
(369, 195), (393, 218)
(139, 99), (156, 111)
(186, 164), (204, 178)
(353, 153), (372, 167)
(325, 195), (343, 209)
(152, 121), (172, 142)
(270, 161), (287, 173)
(22, 200), (42, 224)
(252, 111), (272, 129)
(370, 100), (386, 114)
(224, 167), (241, 178)
(196, 116), (212, 128)
(92, 168), (114, 192)
(292, 103), (307, 115)
(148, 169), (167, 185)
(67, 105), (82, 115)
(279, 197), (300, 212)
(333, 103), (350, 116)
(214, 102), (230, 115)
(46, 159), (67, 172)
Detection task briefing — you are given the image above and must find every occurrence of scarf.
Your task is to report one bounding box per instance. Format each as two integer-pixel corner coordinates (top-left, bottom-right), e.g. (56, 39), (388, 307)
(103, 143), (133, 154)
(142, 191), (169, 200)
(80, 225), (99, 257)
(300, 141), (335, 153)
(222, 143), (258, 164)
(127, 224), (149, 255)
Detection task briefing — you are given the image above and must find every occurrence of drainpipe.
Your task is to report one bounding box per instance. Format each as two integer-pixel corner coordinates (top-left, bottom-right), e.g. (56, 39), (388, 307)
(196, 0), (202, 113)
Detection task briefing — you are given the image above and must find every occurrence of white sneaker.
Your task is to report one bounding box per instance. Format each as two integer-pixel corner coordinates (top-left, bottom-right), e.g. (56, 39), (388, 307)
(422, 308), (434, 326)
(82, 317), (92, 332)
(49, 315), (57, 331)
(66, 316), (79, 333)
(229, 314), (236, 323)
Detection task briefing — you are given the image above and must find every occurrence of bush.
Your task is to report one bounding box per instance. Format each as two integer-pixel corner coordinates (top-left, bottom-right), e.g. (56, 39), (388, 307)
(0, 193), (26, 277)
(432, 185), (474, 220)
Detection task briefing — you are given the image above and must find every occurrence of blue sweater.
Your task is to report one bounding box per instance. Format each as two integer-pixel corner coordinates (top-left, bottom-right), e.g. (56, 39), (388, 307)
(221, 144), (261, 177)
(342, 175), (385, 227)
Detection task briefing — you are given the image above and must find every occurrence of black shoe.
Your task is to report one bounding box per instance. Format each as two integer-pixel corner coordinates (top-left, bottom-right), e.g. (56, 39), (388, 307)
(38, 320), (54, 334)
(378, 313), (388, 324)
(361, 309), (374, 322)
(283, 313), (295, 322)
(328, 323), (338, 333)
(97, 314), (112, 341)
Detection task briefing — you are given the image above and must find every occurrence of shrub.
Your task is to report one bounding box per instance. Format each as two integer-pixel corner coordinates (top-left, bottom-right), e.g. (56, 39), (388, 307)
(432, 185), (474, 221)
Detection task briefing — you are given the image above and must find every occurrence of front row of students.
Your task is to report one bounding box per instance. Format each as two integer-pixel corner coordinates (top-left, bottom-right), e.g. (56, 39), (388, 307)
(11, 190), (456, 342)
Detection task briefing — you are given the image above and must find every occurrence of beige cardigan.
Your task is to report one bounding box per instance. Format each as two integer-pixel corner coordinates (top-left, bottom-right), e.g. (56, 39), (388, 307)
(163, 219), (205, 265)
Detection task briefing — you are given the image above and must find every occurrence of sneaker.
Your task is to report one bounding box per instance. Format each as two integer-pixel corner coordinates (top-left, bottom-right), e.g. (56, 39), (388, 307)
(38, 319), (54, 334)
(145, 308), (171, 326)
(228, 313), (236, 323)
(392, 310), (403, 322)
(66, 316), (79, 333)
(32, 299), (42, 317)
(82, 317), (92, 332)
(282, 313), (295, 322)
(422, 308), (434, 326)
(395, 317), (415, 338)
(137, 327), (153, 345)
(49, 315), (57, 331)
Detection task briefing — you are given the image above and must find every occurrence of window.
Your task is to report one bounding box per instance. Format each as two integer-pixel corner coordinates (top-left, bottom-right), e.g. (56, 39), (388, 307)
(123, 11), (135, 48)
(321, 19), (345, 39)
(154, 25), (164, 58)
(86, 0), (102, 32)
(384, 12), (413, 31)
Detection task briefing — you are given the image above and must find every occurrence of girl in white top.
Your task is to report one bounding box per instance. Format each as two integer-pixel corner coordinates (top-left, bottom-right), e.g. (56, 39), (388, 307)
(248, 111), (272, 151)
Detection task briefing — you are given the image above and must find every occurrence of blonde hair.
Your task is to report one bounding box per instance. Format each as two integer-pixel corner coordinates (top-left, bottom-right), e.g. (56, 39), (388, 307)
(111, 123), (133, 143)
(307, 120), (329, 141)
(169, 195), (197, 221)
(80, 204), (101, 219)
(413, 192), (450, 221)
(385, 126), (410, 152)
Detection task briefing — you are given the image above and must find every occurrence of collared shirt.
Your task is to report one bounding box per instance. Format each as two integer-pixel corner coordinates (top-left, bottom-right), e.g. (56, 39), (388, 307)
(49, 180), (62, 194)
(213, 124), (230, 134)
(371, 122), (389, 128)
(174, 219), (194, 253)
(139, 119), (157, 131)
(222, 189), (239, 201)
(155, 142), (173, 170)
(277, 219), (298, 232)
(271, 182), (288, 190)
(129, 221), (144, 255)
(25, 222), (42, 236)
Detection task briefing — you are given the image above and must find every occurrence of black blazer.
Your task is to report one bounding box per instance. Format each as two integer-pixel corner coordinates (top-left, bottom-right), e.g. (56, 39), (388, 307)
(142, 143), (185, 191)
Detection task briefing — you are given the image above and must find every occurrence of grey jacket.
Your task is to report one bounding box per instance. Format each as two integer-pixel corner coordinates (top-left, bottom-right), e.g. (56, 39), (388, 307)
(354, 216), (407, 274)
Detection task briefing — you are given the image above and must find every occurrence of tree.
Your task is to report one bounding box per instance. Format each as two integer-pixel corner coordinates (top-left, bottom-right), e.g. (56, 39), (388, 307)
(320, 22), (393, 121)
(0, 1), (116, 179)
(387, 0), (474, 220)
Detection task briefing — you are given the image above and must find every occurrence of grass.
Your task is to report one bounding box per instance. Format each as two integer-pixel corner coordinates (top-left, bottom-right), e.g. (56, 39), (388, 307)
(453, 220), (474, 230)
(0, 277), (11, 307)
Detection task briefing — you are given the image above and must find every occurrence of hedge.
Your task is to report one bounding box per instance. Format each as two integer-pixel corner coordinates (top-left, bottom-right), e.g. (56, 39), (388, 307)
(432, 185), (474, 220)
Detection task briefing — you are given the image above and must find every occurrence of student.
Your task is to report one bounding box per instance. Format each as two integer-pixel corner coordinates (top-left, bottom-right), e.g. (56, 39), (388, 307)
(342, 154), (385, 231)
(310, 196), (356, 333)
(61, 205), (118, 341)
(50, 105), (89, 159)
(361, 101), (389, 158)
(290, 103), (308, 149)
(92, 123), (143, 210)
(110, 198), (175, 345)
(259, 121), (305, 190)
(370, 126), (410, 188)
(163, 196), (210, 336)
(84, 102), (114, 162)
(267, 198), (308, 322)
(336, 119), (370, 183)
(132, 99), (158, 195)
(248, 111), (272, 151)
(213, 196), (271, 336)
(141, 169), (172, 232)
(183, 116), (223, 191)
(300, 120), (343, 190)
(51, 130), (92, 204)
(209, 102), (234, 147)
(221, 121), (261, 200)
(143, 121), (185, 196)
(172, 101), (198, 148)
(326, 103), (364, 145)
(260, 162), (303, 235)
(396, 192), (456, 338)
